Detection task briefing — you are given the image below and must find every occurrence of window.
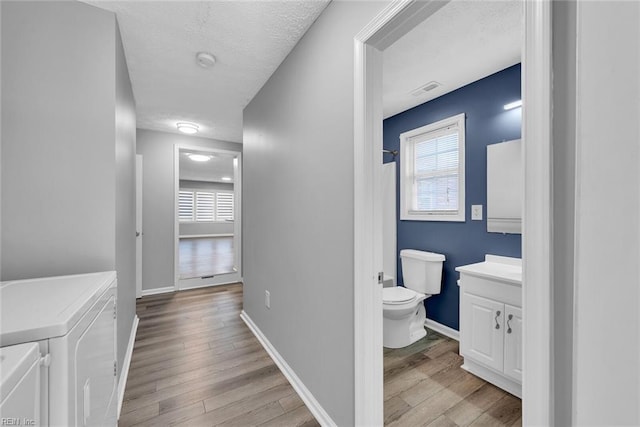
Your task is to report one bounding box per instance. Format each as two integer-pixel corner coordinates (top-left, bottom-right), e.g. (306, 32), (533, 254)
(178, 190), (234, 222)
(400, 113), (465, 221)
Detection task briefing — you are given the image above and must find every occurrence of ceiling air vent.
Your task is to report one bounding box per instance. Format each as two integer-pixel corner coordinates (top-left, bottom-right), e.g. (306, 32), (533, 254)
(410, 81), (442, 97)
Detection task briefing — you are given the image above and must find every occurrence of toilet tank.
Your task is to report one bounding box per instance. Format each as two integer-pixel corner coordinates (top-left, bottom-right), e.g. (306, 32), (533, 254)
(400, 249), (445, 294)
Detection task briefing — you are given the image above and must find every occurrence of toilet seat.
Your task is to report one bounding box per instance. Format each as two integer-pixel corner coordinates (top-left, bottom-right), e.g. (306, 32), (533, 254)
(383, 287), (418, 305)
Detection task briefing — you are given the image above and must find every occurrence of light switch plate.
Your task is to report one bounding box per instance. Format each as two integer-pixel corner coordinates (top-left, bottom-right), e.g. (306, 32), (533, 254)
(472, 205), (483, 220)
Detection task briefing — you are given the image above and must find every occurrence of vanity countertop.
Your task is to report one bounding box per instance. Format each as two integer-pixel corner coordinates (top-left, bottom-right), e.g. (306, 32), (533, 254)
(456, 255), (522, 286)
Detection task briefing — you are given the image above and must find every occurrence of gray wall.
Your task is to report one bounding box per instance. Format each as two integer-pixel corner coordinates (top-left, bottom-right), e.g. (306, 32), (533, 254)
(115, 22), (137, 372)
(242, 2), (386, 425)
(136, 129), (241, 291)
(179, 181), (234, 237)
(1, 1), (136, 377)
(1, 1), (116, 279)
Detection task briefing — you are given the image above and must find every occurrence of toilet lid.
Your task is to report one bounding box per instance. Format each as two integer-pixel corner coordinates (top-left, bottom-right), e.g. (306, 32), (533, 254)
(383, 287), (417, 304)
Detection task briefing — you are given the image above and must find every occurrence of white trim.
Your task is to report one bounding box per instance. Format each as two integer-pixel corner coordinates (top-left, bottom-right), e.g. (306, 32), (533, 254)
(399, 113), (466, 222)
(174, 144), (242, 290)
(178, 233), (234, 239)
(425, 318), (459, 341)
(135, 155), (143, 299)
(522, 0), (553, 424)
(355, 0), (553, 425)
(353, 2), (451, 425)
(117, 315), (139, 420)
(353, 26), (383, 427)
(140, 286), (174, 297)
(176, 277), (240, 291)
(240, 311), (336, 427)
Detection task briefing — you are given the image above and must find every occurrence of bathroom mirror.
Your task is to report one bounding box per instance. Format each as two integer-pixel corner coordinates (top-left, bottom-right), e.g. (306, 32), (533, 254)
(487, 139), (522, 234)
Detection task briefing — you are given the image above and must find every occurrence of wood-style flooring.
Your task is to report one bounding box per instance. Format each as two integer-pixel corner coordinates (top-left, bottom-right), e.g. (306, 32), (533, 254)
(120, 284), (521, 426)
(179, 237), (235, 279)
(119, 284), (319, 427)
(384, 332), (522, 426)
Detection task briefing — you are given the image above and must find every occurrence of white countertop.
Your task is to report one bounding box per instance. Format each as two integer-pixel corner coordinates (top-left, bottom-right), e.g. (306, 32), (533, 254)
(455, 255), (522, 285)
(0, 271), (116, 346)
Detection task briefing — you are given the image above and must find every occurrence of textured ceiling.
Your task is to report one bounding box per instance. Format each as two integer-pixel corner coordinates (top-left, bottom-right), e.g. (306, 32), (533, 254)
(179, 149), (236, 183)
(85, 1), (330, 143)
(383, 0), (522, 118)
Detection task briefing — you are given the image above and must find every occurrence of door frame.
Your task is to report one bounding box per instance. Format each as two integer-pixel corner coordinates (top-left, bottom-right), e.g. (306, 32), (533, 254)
(173, 143), (243, 290)
(135, 154), (143, 298)
(353, 1), (553, 425)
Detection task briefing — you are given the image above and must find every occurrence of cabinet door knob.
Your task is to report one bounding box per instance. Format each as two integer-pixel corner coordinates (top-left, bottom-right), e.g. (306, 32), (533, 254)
(507, 314), (513, 334)
(495, 310), (501, 329)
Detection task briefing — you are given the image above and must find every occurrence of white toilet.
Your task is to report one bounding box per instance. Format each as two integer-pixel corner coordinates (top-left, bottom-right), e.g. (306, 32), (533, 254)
(383, 249), (445, 348)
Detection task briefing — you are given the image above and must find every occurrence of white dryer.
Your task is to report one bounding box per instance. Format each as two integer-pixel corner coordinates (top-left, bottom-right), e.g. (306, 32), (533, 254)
(0, 272), (117, 426)
(0, 342), (42, 424)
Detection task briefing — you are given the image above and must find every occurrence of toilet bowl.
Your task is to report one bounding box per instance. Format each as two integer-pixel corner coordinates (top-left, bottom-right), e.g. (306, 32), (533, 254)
(383, 249), (445, 348)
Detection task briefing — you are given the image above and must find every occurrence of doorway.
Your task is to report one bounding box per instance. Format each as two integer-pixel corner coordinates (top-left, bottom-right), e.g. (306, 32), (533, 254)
(353, 1), (553, 425)
(174, 144), (242, 290)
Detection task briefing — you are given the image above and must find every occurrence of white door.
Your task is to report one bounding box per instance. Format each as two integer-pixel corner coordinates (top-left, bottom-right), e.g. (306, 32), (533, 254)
(461, 292), (504, 372)
(135, 155), (143, 298)
(503, 304), (523, 382)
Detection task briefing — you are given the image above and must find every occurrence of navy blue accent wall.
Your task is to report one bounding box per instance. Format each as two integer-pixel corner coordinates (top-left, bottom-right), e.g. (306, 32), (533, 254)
(383, 64), (522, 331)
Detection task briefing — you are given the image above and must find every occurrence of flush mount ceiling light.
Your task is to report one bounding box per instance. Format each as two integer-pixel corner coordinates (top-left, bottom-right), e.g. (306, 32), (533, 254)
(503, 100), (522, 110)
(177, 122), (199, 134)
(196, 51), (216, 69)
(221, 176), (232, 181)
(188, 154), (212, 162)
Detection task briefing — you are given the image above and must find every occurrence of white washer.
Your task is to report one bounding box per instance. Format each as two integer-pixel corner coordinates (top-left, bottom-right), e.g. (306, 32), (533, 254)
(0, 272), (117, 427)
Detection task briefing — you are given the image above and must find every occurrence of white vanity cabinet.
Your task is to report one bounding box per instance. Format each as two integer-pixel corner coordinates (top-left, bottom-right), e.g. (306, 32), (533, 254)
(456, 255), (522, 398)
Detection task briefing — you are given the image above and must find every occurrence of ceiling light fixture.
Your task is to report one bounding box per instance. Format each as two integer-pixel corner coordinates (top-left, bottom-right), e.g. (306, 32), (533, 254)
(188, 154), (212, 162)
(196, 51), (216, 69)
(503, 100), (522, 110)
(221, 176), (232, 181)
(177, 122), (199, 134)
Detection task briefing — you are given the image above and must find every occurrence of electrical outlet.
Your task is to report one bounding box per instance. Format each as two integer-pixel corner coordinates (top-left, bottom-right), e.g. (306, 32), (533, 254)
(265, 290), (271, 309)
(471, 205), (483, 220)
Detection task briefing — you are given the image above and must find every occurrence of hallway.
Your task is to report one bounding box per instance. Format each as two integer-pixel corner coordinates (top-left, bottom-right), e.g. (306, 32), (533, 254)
(119, 284), (318, 426)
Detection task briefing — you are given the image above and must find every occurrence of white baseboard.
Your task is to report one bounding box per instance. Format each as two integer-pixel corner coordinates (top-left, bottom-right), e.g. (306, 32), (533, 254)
(177, 277), (240, 291)
(140, 286), (174, 297)
(425, 318), (460, 341)
(117, 315), (139, 419)
(240, 311), (336, 427)
(179, 233), (234, 239)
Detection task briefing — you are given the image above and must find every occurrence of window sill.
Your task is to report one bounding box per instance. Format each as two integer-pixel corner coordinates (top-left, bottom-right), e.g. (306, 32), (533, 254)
(400, 212), (465, 222)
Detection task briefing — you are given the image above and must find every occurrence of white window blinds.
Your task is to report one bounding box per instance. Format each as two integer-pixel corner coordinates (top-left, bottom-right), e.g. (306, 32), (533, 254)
(179, 190), (234, 222)
(413, 129), (460, 212)
(195, 192), (215, 222)
(179, 191), (194, 222)
(216, 193), (234, 221)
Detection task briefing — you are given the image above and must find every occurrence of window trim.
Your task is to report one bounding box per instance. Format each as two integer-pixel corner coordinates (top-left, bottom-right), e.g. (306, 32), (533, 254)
(399, 113), (466, 222)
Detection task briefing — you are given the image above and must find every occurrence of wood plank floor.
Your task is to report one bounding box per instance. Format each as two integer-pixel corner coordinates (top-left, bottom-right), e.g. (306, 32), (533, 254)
(119, 284), (319, 427)
(384, 332), (522, 426)
(179, 237), (235, 279)
(121, 284), (521, 426)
